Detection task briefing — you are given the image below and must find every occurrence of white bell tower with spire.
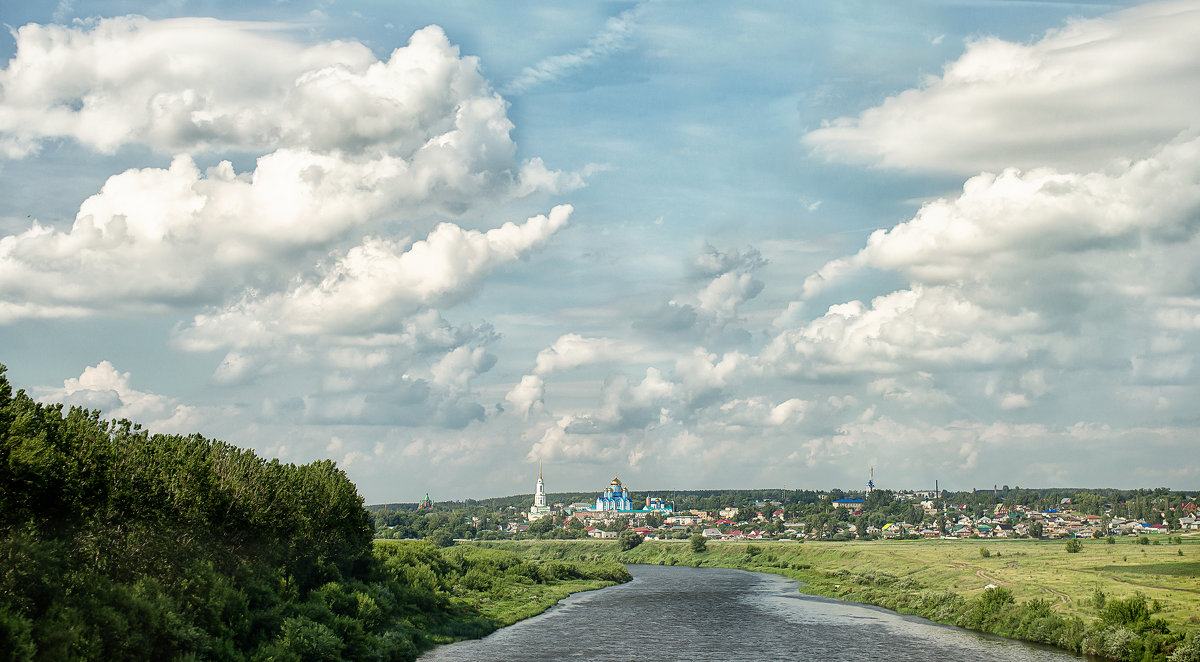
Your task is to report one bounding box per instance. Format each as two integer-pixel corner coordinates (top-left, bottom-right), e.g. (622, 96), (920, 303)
(529, 463), (551, 520)
(534, 464), (547, 509)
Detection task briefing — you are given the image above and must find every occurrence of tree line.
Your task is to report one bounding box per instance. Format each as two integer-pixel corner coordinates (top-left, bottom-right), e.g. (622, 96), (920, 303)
(0, 365), (626, 660)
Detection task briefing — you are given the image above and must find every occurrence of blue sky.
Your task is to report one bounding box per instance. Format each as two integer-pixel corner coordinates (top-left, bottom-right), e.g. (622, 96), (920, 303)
(3, 0), (1198, 502)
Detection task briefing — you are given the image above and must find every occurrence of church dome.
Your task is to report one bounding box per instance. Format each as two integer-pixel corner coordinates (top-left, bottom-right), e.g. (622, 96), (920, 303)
(610, 476), (622, 486)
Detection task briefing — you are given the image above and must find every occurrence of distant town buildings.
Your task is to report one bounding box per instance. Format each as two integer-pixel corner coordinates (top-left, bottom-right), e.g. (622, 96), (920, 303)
(497, 469), (1200, 542)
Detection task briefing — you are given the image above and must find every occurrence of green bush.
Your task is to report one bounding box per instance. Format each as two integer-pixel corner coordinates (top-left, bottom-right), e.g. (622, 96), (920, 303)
(617, 530), (643, 551)
(961, 586), (1015, 630)
(1104, 592), (1152, 628)
(1169, 632), (1200, 662)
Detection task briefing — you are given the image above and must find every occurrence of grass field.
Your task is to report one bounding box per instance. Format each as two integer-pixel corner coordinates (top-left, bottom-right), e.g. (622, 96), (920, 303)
(483, 535), (1200, 635)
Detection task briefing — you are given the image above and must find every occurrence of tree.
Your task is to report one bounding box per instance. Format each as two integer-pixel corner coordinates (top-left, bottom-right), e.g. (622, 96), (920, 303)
(856, 515), (870, 539)
(907, 507), (924, 526)
(527, 517), (554, 536)
(1065, 538), (1083, 553)
(617, 530), (642, 551)
(1030, 521), (1044, 538)
(809, 513), (826, 538)
(689, 534), (707, 553)
(427, 528), (455, 548)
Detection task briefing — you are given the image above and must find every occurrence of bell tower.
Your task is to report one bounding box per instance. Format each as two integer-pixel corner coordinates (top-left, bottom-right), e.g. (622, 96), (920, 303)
(534, 464), (547, 509)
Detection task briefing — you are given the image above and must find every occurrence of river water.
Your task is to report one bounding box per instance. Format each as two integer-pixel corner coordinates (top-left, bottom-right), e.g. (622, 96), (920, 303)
(420, 564), (1083, 661)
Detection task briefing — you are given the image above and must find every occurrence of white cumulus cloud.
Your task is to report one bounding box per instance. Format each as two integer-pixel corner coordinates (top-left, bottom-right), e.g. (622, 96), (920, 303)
(35, 361), (202, 433)
(779, 134), (1200, 381)
(3, 19), (491, 157)
(804, 0), (1200, 174)
(531, 333), (633, 377)
(175, 205), (571, 350)
(0, 19), (579, 324)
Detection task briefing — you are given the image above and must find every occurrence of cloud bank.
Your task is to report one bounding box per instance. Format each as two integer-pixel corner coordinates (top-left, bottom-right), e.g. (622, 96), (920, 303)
(0, 20), (578, 323)
(7, 2), (1200, 500)
(804, 1), (1200, 174)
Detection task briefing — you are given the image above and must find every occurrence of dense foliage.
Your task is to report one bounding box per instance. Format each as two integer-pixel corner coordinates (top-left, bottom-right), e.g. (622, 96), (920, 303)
(0, 366), (627, 661)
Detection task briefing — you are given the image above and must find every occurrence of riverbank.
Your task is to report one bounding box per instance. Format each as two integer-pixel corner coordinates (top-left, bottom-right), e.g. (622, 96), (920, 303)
(420, 563), (1085, 662)
(475, 537), (1200, 660)
(373, 541), (631, 652)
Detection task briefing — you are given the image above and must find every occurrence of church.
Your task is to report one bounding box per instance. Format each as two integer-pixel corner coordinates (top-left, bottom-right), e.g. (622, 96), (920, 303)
(527, 467), (553, 521)
(585, 475), (672, 514)
(594, 476), (634, 511)
(528, 471), (673, 521)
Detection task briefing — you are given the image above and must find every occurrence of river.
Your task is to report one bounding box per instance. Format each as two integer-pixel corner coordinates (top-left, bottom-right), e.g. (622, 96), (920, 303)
(420, 564), (1083, 661)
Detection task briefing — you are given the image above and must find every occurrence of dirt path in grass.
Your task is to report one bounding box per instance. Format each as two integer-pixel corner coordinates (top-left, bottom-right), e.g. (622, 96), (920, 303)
(975, 569), (1006, 585)
(1058, 566), (1200, 595)
(1040, 585), (1072, 609)
(1101, 573), (1200, 594)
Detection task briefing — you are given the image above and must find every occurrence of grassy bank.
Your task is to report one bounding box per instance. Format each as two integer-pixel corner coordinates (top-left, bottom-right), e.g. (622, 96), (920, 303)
(477, 536), (1200, 661)
(373, 541), (630, 647)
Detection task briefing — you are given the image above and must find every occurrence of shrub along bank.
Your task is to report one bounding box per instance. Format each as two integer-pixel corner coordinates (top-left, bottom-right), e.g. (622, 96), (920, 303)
(482, 538), (1200, 662)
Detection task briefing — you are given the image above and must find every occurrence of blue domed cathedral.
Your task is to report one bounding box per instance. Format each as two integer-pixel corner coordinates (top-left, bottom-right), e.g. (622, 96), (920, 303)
(527, 471), (672, 520)
(595, 476), (634, 511)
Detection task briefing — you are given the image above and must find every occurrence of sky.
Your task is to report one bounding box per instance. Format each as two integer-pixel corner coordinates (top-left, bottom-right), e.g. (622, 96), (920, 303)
(2, 1), (1199, 503)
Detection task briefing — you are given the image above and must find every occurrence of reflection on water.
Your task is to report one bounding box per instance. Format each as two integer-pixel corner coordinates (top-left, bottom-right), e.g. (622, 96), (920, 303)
(420, 564), (1082, 661)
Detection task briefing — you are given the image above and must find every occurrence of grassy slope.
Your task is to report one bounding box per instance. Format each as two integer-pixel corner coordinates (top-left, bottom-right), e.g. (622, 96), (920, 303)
(372, 540), (626, 646)
(479, 536), (1200, 635)
(465, 579), (613, 628)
